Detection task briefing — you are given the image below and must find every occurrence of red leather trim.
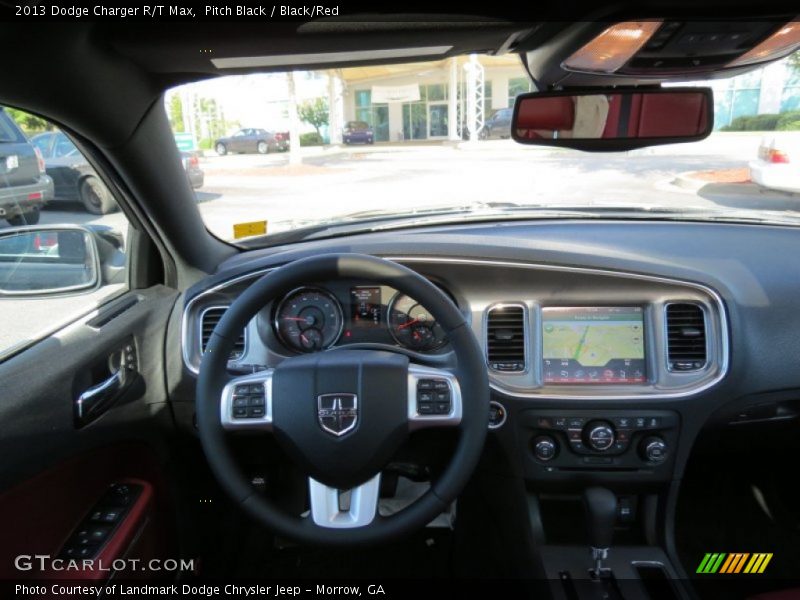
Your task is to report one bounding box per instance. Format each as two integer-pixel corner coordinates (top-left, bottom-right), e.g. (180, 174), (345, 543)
(0, 443), (172, 581)
(41, 479), (154, 581)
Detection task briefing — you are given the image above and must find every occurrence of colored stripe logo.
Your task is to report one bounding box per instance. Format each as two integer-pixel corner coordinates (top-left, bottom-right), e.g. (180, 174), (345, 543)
(696, 553), (773, 574)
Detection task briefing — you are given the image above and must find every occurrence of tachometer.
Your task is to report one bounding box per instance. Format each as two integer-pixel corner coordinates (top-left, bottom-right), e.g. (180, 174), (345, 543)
(274, 287), (344, 353)
(388, 293), (448, 351)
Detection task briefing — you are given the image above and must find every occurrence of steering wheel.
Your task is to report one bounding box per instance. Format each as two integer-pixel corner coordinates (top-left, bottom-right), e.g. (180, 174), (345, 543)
(196, 253), (489, 545)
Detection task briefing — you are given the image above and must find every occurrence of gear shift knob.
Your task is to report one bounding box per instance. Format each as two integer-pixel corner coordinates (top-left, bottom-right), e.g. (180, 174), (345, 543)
(583, 487), (617, 574)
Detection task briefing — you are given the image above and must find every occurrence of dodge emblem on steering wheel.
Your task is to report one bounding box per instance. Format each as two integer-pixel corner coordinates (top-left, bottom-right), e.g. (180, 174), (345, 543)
(317, 393), (358, 436)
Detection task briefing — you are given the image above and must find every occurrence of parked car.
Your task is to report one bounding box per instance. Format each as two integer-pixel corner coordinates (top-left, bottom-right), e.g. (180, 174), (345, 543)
(479, 108), (513, 140)
(750, 135), (800, 193)
(0, 108), (53, 226)
(342, 121), (374, 144)
(32, 132), (205, 214)
(31, 131), (116, 215)
(214, 128), (289, 155)
(180, 151), (205, 190)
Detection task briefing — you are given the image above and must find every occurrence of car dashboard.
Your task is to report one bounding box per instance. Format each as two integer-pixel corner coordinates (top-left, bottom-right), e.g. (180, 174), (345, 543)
(173, 217), (800, 490)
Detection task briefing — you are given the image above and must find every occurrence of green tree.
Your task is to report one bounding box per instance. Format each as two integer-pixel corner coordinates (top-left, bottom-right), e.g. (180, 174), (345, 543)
(298, 98), (329, 138)
(5, 107), (53, 135)
(788, 50), (800, 75)
(168, 94), (185, 133)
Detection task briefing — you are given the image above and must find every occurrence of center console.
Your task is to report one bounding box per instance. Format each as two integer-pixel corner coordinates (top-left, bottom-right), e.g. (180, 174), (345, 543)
(521, 409), (679, 481)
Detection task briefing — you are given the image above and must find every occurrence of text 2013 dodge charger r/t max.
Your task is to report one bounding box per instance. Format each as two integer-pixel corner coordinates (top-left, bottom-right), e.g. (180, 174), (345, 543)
(1, 6), (800, 600)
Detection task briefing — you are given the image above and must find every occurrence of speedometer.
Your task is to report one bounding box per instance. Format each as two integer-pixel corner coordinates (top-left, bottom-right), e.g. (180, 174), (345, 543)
(274, 287), (344, 353)
(387, 293), (448, 351)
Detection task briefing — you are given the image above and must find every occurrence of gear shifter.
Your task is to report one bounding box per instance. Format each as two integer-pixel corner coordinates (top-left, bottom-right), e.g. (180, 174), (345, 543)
(583, 487), (617, 576)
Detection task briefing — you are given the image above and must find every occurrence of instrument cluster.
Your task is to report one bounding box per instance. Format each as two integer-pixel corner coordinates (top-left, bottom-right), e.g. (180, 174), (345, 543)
(271, 284), (449, 354)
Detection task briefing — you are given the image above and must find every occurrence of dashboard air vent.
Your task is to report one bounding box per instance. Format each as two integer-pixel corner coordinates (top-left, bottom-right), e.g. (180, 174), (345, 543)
(201, 307), (246, 360)
(666, 303), (707, 371)
(486, 305), (526, 372)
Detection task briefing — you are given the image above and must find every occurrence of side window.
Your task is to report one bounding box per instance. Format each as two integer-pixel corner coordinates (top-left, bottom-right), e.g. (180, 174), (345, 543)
(31, 133), (53, 158)
(54, 134), (80, 158)
(0, 106), (129, 359)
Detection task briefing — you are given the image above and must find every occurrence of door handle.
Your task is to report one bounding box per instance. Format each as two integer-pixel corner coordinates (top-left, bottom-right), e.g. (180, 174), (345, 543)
(75, 369), (129, 427)
(74, 344), (137, 427)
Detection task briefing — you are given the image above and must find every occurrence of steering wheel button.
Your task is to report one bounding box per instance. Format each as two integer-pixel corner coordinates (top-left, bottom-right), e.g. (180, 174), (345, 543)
(435, 402), (450, 414)
(417, 391), (434, 403)
(433, 380), (449, 390)
(247, 406), (265, 418)
(417, 380), (434, 390)
(435, 391), (450, 402)
(233, 397), (248, 407)
(233, 407), (247, 418)
(418, 403), (435, 415)
(248, 395), (265, 406)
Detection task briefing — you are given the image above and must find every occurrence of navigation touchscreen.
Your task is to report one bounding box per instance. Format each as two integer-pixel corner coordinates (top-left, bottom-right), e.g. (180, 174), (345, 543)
(542, 307), (646, 384)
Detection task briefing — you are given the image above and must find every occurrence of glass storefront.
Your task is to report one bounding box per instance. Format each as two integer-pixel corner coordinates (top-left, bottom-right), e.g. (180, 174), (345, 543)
(429, 104), (448, 137)
(402, 103), (428, 140)
(354, 90), (390, 141)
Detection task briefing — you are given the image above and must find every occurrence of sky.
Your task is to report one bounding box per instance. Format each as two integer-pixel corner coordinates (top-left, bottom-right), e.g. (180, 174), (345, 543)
(169, 72), (328, 131)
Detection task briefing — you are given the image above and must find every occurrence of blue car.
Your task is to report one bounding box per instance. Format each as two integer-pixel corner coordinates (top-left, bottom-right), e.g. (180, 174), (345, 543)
(343, 121), (374, 145)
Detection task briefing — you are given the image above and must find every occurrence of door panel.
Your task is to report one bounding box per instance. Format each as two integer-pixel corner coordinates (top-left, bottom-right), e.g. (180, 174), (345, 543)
(0, 448), (171, 580)
(0, 285), (179, 578)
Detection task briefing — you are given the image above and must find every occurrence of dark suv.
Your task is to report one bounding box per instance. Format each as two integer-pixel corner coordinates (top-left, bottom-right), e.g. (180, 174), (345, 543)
(0, 108), (53, 226)
(479, 108), (513, 140)
(343, 121), (374, 144)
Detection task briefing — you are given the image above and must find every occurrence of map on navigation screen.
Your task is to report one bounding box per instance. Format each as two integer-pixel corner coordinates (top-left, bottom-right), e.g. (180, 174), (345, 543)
(542, 307), (646, 384)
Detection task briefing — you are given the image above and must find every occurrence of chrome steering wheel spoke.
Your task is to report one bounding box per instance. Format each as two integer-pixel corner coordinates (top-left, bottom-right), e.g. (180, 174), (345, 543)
(407, 364), (463, 430)
(220, 369), (274, 431)
(308, 474), (381, 528)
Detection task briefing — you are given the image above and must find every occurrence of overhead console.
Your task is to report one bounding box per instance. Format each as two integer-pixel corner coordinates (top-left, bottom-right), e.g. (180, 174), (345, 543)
(523, 19), (800, 88)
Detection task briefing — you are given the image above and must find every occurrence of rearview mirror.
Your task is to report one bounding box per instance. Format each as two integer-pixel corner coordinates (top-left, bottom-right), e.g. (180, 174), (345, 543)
(0, 226), (100, 295)
(512, 88), (713, 151)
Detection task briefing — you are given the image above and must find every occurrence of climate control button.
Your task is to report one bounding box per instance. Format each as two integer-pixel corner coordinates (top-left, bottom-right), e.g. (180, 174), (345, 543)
(584, 420), (616, 451)
(533, 436), (558, 461)
(640, 436), (668, 463)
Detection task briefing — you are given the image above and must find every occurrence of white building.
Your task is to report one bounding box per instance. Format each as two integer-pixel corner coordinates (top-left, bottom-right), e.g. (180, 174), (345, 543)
(339, 55), (532, 142)
(337, 53), (800, 140)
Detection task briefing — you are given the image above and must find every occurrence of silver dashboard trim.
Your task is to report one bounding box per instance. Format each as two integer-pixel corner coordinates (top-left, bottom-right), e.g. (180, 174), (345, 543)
(488, 400), (508, 430)
(663, 301), (710, 373)
(483, 302), (530, 376)
(182, 268), (275, 374)
(181, 256), (730, 400)
(198, 305), (249, 362)
(387, 256), (730, 401)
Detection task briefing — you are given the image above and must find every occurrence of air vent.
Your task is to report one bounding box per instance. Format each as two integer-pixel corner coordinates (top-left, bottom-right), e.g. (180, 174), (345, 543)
(200, 306), (246, 360)
(486, 305), (526, 372)
(666, 303), (707, 371)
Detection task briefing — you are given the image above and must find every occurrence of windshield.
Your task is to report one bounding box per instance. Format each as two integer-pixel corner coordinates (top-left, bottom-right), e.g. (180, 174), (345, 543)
(167, 53), (800, 245)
